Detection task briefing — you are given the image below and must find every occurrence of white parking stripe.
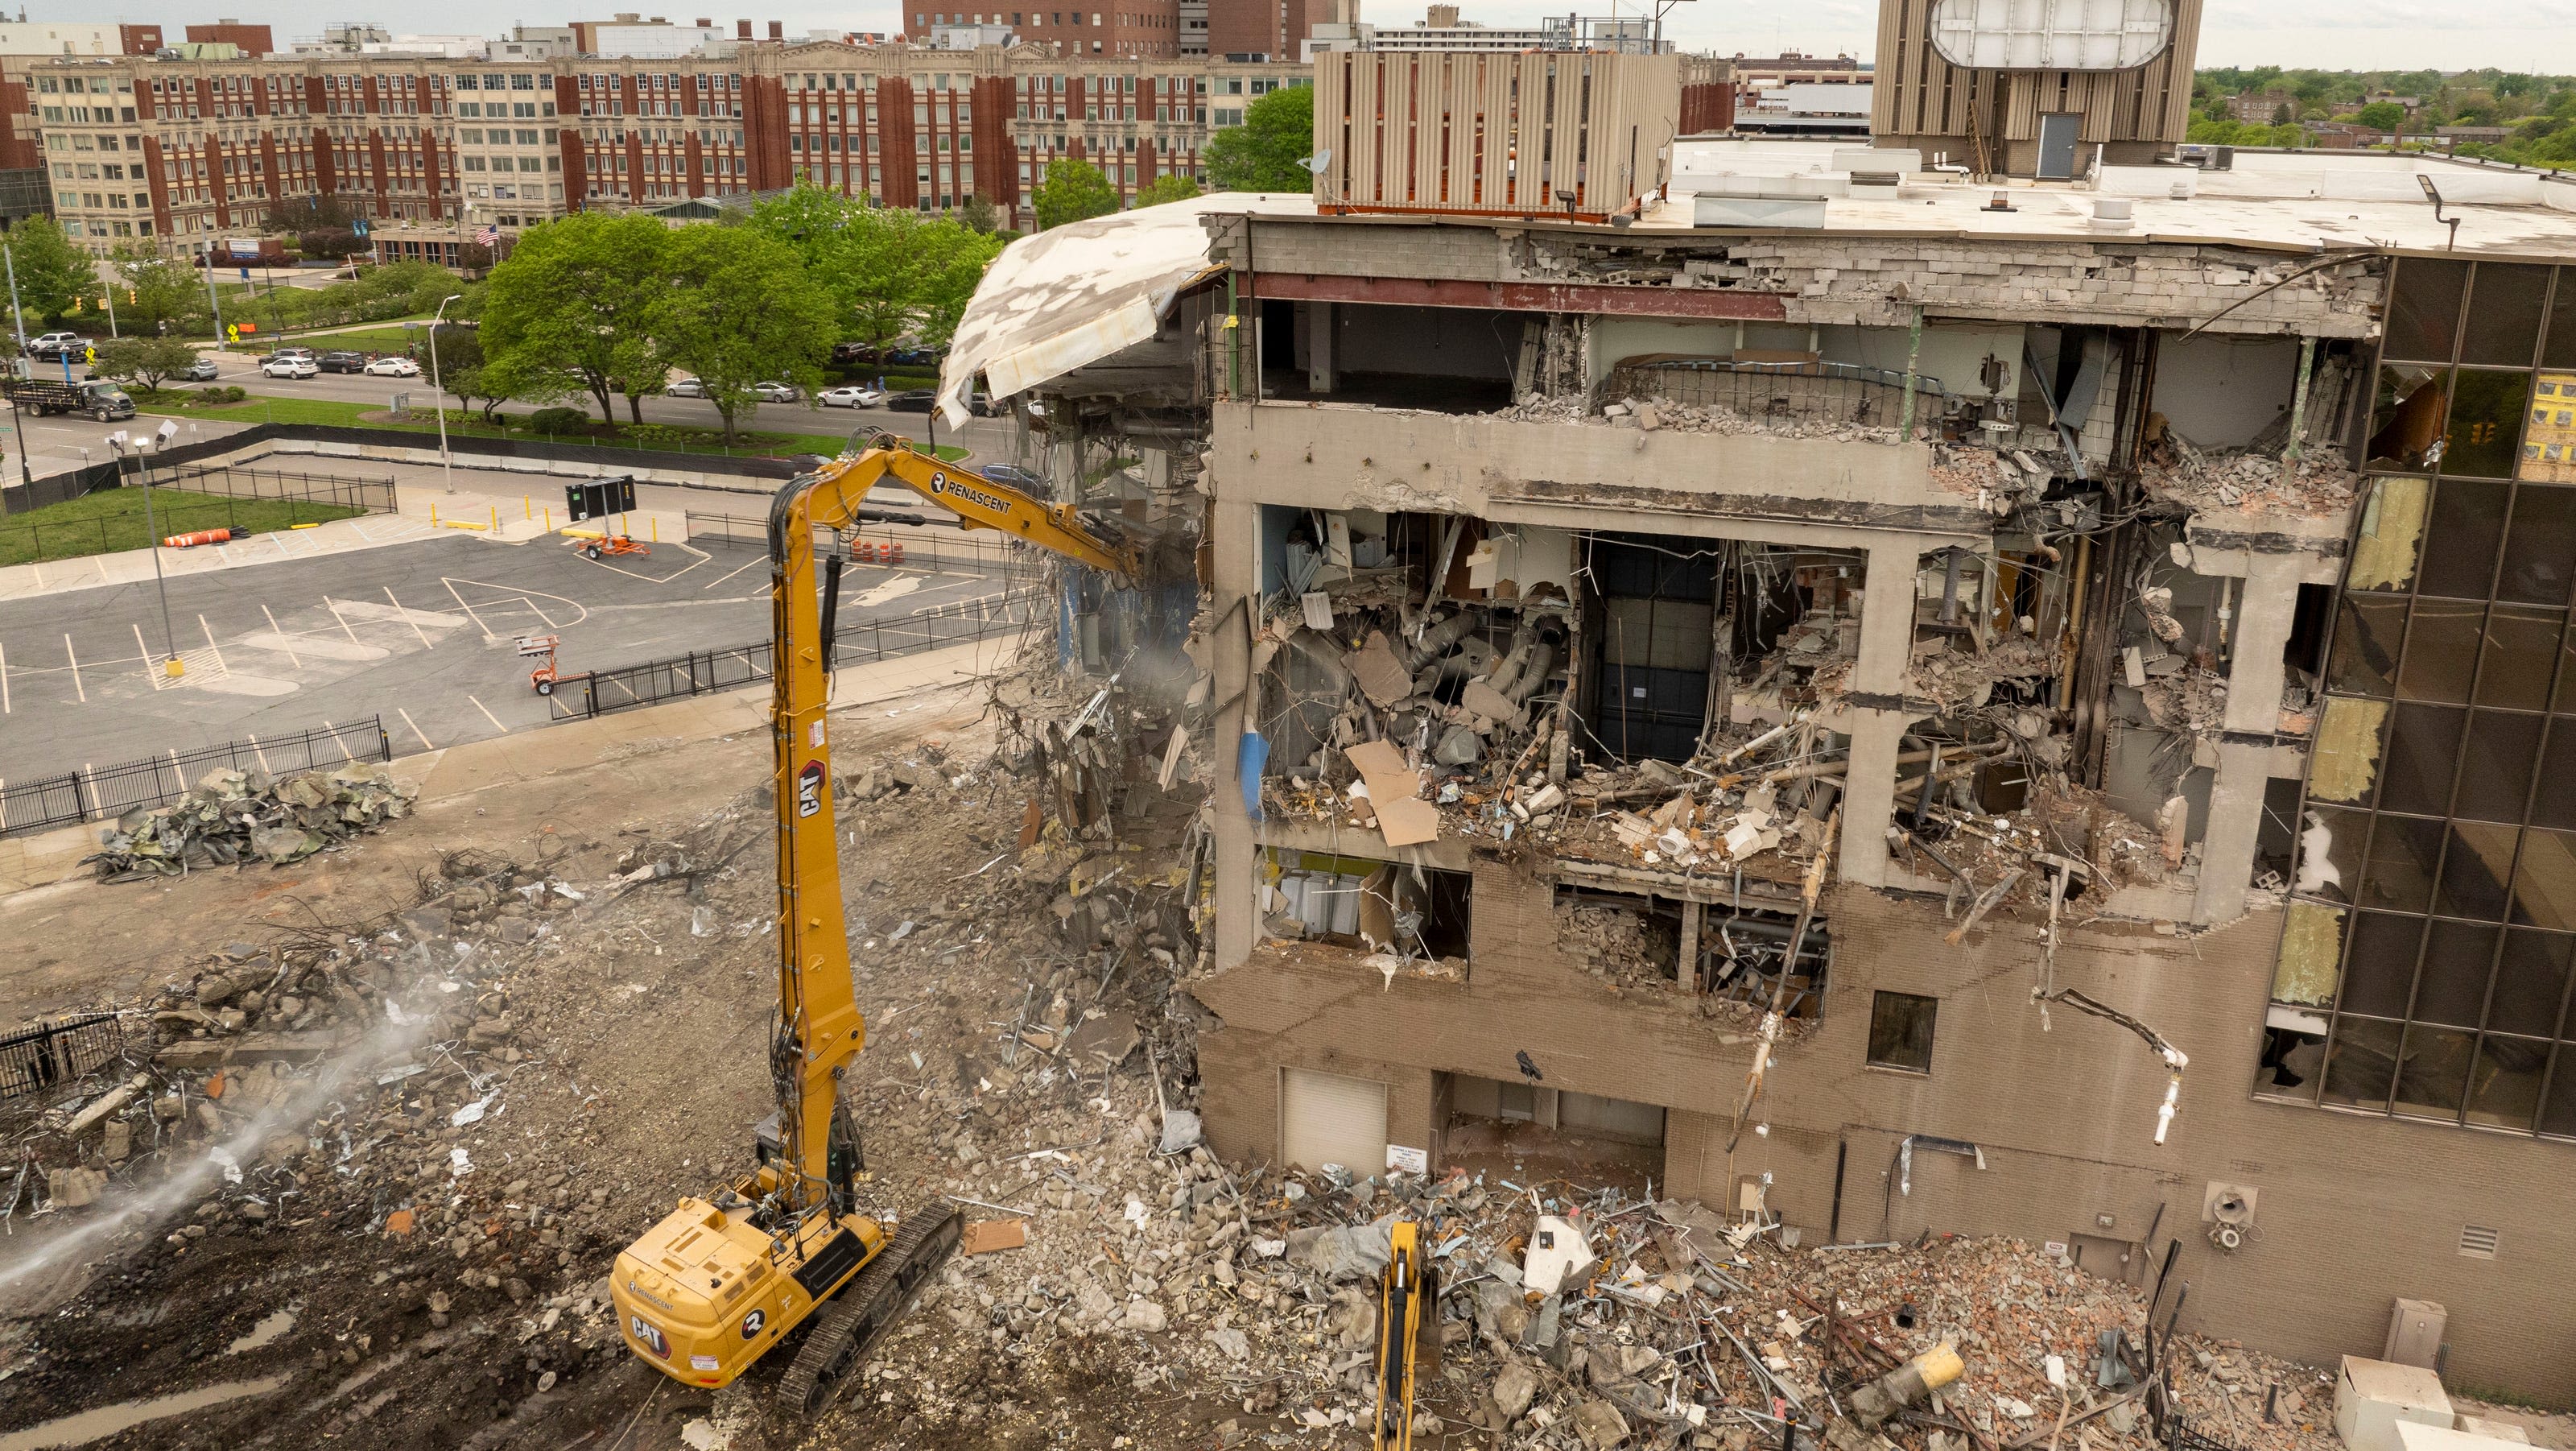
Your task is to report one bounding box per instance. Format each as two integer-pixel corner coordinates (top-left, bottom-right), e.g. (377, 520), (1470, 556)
(385, 587), (435, 649)
(259, 602), (301, 668)
(197, 614), (230, 676)
(469, 694), (510, 734)
(324, 596), (363, 646)
(395, 707), (433, 750)
(0, 639), (9, 714)
(64, 634), (84, 703)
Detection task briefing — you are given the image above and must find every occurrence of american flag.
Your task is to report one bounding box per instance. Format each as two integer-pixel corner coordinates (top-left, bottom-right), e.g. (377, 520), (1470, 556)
(475, 225), (499, 246)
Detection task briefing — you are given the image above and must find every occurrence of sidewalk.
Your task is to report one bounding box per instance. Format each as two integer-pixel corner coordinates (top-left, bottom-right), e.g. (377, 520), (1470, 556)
(0, 634), (1013, 895)
(0, 510), (444, 603)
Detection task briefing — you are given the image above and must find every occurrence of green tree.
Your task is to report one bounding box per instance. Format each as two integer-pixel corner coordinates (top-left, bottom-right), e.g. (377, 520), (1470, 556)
(2355, 101), (2406, 131)
(92, 336), (198, 392)
(1203, 84), (1315, 192)
(650, 226), (836, 444)
(4, 217), (97, 329)
(111, 248), (204, 335)
(741, 180), (1003, 356)
(478, 212), (671, 424)
(1134, 172), (1203, 208)
(427, 323), (510, 423)
(960, 193), (1000, 233)
(1032, 159), (1121, 230)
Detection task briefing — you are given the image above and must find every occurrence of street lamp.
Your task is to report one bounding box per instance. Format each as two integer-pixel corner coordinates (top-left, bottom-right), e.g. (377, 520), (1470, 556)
(429, 292), (462, 496)
(110, 427), (183, 680)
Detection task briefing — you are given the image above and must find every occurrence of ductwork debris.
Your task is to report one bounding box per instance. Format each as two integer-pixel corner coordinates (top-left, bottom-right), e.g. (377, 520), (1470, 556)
(83, 763), (419, 878)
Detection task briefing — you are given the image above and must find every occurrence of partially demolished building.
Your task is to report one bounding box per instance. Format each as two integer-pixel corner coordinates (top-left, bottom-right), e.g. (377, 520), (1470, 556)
(942, 126), (2576, 1399)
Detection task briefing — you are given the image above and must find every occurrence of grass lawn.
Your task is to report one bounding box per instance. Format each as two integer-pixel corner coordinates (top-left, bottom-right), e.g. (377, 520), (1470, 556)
(0, 485), (366, 566)
(136, 392), (969, 462)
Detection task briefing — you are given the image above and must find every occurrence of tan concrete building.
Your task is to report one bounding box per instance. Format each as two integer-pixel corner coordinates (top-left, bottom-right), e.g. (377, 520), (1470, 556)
(942, 146), (2576, 1399)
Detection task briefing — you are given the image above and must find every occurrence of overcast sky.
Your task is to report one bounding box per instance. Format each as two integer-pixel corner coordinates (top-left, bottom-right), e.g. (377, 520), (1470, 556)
(88, 0), (2576, 76)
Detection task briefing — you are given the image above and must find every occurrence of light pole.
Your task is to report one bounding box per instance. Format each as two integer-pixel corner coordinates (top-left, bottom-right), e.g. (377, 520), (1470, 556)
(4, 242), (31, 486)
(112, 429), (182, 680)
(429, 292), (461, 496)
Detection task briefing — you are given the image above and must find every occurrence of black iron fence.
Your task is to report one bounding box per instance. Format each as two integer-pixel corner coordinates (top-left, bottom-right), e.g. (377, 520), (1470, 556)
(0, 717), (391, 840)
(0, 1014), (122, 1100)
(0, 466), (398, 565)
(549, 589), (1046, 721)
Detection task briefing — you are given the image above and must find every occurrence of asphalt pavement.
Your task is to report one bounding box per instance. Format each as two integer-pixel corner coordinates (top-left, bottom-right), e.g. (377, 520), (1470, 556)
(0, 526), (1023, 788)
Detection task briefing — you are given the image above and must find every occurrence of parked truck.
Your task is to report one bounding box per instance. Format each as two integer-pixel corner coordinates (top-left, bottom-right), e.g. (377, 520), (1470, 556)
(2, 375), (135, 420)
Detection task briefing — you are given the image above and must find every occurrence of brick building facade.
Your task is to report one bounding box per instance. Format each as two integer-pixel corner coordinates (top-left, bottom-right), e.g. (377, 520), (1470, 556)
(24, 41), (1311, 254)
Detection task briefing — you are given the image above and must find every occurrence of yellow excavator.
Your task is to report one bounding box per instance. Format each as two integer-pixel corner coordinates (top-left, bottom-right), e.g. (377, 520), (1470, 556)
(1373, 1218), (1440, 1450)
(610, 435), (1138, 1412)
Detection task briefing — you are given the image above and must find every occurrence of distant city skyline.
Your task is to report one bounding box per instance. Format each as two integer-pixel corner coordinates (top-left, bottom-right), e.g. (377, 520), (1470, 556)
(35, 0), (2576, 74)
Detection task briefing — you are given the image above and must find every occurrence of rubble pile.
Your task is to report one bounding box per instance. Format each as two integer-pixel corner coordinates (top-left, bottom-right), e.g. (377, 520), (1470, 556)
(83, 763), (419, 878)
(916, 1115), (2339, 1451)
(2140, 417), (2360, 515)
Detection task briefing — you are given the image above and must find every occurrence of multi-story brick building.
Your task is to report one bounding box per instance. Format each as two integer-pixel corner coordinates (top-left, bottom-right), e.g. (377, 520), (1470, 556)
(26, 39), (1310, 256)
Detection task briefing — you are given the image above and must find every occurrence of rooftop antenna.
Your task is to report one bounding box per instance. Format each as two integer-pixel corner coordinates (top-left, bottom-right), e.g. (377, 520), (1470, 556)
(1299, 149), (1334, 207)
(2417, 174), (2460, 250)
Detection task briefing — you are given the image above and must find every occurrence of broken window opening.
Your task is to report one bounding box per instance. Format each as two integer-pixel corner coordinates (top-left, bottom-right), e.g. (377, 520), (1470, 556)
(1443, 1073), (1665, 1193)
(1248, 500), (1614, 858)
(1906, 544), (2074, 723)
(1272, 300), (1519, 413)
(1866, 990), (1938, 1074)
(2137, 335), (2366, 513)
(1554, 881), (1828, 1031)
(1261, 847), (1472, 974)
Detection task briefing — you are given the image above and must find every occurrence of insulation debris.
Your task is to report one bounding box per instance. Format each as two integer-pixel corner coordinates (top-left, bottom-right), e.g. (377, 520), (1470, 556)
(82, 763), (419, 878)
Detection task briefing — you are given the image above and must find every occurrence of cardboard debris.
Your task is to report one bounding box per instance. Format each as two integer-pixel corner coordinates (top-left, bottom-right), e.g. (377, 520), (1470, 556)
(960, 1219), (1028, 1255)
(1345, 739), (1439, 846)
(1347, 631), (1414, 705)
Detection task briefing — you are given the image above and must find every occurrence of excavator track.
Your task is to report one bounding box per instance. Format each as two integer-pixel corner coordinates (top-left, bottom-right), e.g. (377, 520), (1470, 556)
(774, 1203), (964, 1418)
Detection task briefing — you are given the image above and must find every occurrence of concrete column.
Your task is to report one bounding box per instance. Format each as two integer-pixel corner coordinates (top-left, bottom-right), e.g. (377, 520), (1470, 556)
(1839, 541), (1923, 889)
(1212, 491), (1263, 970)
(1306, 300), (1335, 394)
(1046, 430), (1082, 506)
(2192, 553), (2305, 924)
(2192, 741), (2275, 926)
(1678, 898), (1702, 993)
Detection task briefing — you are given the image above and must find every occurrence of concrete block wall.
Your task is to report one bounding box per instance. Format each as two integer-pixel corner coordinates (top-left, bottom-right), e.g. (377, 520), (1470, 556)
(1196, 855), (2576, 1399)
(1725, 240), (2382, 337)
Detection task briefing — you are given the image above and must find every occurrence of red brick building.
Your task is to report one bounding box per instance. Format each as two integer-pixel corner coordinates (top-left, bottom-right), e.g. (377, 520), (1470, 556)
(27, 41), (1310, 252)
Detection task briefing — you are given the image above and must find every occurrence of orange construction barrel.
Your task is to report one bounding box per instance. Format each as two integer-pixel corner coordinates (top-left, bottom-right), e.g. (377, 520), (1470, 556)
(163, 528), (233, 548)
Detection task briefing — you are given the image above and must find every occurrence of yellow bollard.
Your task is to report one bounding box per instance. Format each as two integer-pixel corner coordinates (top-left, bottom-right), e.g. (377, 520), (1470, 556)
(544, 506), (551, 530)
(489, 505), (497, 531)
(523, 495), (531, 520)
(650, 517), (658, 542)
(429, 503), (438, 527)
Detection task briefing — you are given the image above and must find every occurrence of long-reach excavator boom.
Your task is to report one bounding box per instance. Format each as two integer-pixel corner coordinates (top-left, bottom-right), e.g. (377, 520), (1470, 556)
(612, 436), (1133, 1416)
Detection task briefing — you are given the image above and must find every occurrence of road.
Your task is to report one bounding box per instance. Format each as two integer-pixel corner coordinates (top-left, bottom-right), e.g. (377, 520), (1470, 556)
(186, 349), (1009, 444)
(0, 342), (1024, 482)
(0, 527), (1028, 788)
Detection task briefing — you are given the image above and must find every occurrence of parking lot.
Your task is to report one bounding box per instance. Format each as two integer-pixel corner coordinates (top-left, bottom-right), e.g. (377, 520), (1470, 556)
(0, 525), (1026, 788)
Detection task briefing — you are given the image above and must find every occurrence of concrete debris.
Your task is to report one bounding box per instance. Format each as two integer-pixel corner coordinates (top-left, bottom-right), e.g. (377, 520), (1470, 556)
(84, 763), (418, 877)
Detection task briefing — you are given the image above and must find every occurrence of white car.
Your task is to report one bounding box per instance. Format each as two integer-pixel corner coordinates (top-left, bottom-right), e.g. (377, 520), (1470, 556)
(260, 355), (319, 378)
(667, 377), (708, 398)
(363, 356), (419, 377)
(752, 381), (801, 403)
(817, 385), (886, 408)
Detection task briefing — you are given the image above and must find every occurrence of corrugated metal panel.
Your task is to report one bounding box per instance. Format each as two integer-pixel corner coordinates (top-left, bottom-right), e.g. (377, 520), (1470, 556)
(1323, 50), (1677, 219)
(1876, 0), (2201, 152)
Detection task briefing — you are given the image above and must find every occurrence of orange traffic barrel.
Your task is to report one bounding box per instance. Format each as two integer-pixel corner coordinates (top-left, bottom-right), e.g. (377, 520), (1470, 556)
(163, 528), (233, 548)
